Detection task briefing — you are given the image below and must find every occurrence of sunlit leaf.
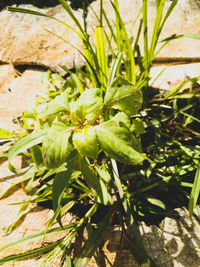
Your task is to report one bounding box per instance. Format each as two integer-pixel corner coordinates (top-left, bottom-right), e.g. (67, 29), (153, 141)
(95, 120), (146, 165)
(70, 88), (103, 125)
(104, 77), (143, 116)
(95, 164), (111, 183)
(147, 198), (166, 210)
(0, 128), (16, 139)
(80, 157), (101, 195)
(36, 91), (70, 118)
(42, 122), (74, 168)
(132, 118), (145, 135)
(73, 126), (99, 159)
(111, 112), (131, 129)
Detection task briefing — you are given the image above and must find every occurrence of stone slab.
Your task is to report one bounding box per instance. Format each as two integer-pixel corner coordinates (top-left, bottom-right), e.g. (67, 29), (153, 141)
(0, 1), (199, 75)
(0, 69), (46, 131)
(150, 62), (200, 90)
(0, 4), (83, 75)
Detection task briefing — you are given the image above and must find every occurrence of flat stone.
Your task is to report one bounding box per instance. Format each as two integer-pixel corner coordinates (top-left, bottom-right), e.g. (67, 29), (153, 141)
(0, 64), (17, 93)
(0, 69), (46, 131)
(140, 207), (200, 266)
(0, 4), (83, 75)
(0, 1), (199, 74)
(150, 63), (200, 90)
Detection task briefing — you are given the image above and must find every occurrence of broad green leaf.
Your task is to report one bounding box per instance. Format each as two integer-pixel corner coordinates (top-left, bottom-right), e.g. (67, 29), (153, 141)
(30, 145), (43, 167)
(111, 114), (143, 152)
(70, 88), (103, 125)
(189, 165), (200, 217)
(132, 118), (145, 135)
(95, 121), (146, 165)
(42, 122), (74, 168)
(111, 112), (131, 128)
(73, 126), (99, 159)
(52, 169), (72, 226)
(104, 77), (143, 116)
(36, 91), (70, 118)
(8, 129), (48, 162)
(69, 101), (86, 125)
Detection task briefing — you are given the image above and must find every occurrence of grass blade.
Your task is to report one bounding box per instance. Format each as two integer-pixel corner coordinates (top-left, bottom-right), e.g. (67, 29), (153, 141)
(149, 0), (165, 61)
(189, 165), (200, 217)
(107, 52), (123, 86)
(58, 0), (85, 37)
(0, 242), (61, 264)
(111, 1), (136, 84)
(95, 27), (108, 89)
(184, 33), (200, 40)
(8, 129), (47, 162)
(143, 0), (149, 77)
(0, 224), (75, 253)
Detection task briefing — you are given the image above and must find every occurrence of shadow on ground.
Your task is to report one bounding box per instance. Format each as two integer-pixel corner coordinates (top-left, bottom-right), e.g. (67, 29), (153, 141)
(0, 0), (96, 10)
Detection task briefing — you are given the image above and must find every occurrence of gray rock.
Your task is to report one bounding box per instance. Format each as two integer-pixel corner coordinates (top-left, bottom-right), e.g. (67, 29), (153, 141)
(139, 207), (200, 266)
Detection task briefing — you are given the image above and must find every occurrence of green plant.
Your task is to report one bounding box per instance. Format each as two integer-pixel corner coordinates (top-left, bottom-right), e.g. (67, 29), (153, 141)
(0, 0), (199, 266)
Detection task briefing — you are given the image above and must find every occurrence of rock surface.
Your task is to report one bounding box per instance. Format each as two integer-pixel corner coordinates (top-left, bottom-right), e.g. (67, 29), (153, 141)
(0, 68), (46, 131)
(150, 62), (200, 90)
(0, 65), (17, 93)
(140, 207), (200, 267)
(0, 4), (83, 75)
(0, 1), (199, 74)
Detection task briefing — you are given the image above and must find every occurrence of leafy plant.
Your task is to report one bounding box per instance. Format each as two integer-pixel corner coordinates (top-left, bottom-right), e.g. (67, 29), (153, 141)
(0, 0), (199, 266)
